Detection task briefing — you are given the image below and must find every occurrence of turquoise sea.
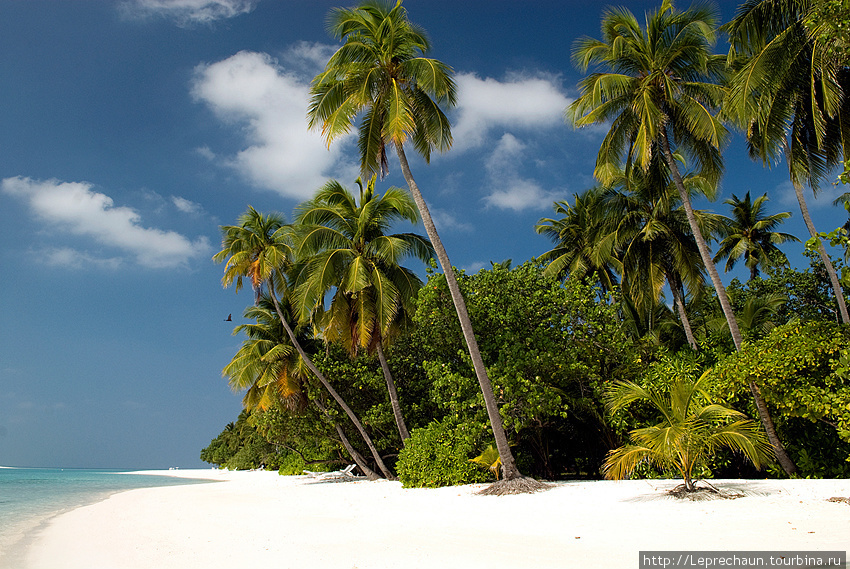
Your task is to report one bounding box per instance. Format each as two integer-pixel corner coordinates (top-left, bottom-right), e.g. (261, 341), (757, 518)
(0, 467), (211, 568)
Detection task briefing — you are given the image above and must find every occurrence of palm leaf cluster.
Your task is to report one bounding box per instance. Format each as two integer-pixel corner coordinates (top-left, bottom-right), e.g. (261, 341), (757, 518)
(603, 367), (772, 491)
(713, 191), (799, 280)
(308, 0), (455, 179)
(293, 176), (432, 356)
(536, 158), (727, 350)
(215, 186), (427, 478)
(725, 0), (850, 324)
(224, 300), (305, 412)
(725, 0), (849, 186)
(570, 0), (728, 187)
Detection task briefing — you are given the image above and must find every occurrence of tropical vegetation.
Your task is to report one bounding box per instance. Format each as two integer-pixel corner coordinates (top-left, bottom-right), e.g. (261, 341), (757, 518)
(204, 0), (850, 493)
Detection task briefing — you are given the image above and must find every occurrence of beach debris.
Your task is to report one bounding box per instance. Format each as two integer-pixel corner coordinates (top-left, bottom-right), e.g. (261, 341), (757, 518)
(827, 496), (850, 504)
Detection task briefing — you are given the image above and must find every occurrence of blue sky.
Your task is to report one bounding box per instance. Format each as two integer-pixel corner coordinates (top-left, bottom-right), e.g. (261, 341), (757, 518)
(1, 0), (847, 469)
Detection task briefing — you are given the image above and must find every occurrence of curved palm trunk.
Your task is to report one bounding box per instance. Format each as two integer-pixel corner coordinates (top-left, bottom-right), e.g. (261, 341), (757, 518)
(659, 133), (797, 475)
(376, 342), (410, 442)
(660, 135), (743, 350)
(312, 398), (379, 480)
(785, 160), (849, 325)
(395, 144), (523, 482)
(267, 284), (395, 479)
(748, 380), (797, 475)
(668, 275), (698, 350)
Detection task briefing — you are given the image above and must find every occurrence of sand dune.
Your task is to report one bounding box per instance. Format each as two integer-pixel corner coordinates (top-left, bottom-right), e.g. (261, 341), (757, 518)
(24, 470), (850, 569)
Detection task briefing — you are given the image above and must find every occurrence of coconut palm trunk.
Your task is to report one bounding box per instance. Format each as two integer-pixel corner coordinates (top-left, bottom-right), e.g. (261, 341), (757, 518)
(660, 133), (743, 351)
(660, 133), (797, 474)
(747, 380), (797, 475)
(376, 342), (410, 442)
(669, 277), (698, 351)
(786, 151), (850, 324)
(267, 283), (394, 479)
(312, 398), (379, 479)
(396, 144), (523, 482)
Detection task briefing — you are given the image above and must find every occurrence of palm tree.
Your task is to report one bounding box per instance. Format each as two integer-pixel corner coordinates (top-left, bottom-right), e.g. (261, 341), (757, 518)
(224, 300), (304, 413)
(604, 159), (720, 351)
(724, 0), (850, 323)
(603, 365), (772, 492)
(309, 1), (536, 489)
(569, 0), (745, 350)
(293, 176), (434, 442)
(570, 1), (799, 475)
(535, 188), (621, 291)
(225, 300), (380, 478)
(214, 207), (393, 479)
(714, 192), (799, 281)
(709, 292), (789, 339)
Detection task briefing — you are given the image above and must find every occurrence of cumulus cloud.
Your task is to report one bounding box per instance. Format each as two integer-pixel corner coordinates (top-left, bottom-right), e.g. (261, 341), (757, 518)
(482, 134), (563, 211)
(171, 196), (204, 215)
(282, 42), (338, 76)
(429, 209), (474, 233)
(191, 50), (355, 200)
(39, 247), (124, 270)
(451, 73), (571, 152)
(121, 0), (258, 26)
(1, 177), (211, 269)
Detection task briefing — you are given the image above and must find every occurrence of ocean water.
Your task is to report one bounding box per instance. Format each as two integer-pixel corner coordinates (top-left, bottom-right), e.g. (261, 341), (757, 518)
(0, 467), (212, 568)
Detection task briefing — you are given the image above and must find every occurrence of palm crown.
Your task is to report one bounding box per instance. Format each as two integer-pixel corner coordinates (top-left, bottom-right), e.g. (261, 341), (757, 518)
(535, 189), (621, 291)
(293, 176), (433, 355)
(213, 206), (294, 302)
(224, 300), (304, 412)
(725, 0), (849, 187)
(308, 0), (456, 178)
(713, 191), (798, 280)
(569, 0), (728, 186)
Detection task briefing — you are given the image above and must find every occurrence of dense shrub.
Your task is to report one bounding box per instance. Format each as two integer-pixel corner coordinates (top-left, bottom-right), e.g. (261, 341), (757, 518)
(710, 321), (850, 476)
(396, 419), (491, 488)
(412, 262), (642, 479)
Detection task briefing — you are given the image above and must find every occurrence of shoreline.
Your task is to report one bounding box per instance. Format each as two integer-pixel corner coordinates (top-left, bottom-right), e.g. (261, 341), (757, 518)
(21, 472), (850, 569)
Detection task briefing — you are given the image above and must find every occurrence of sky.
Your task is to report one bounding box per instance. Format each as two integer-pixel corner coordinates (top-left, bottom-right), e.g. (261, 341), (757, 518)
(1, 0), (847, 469)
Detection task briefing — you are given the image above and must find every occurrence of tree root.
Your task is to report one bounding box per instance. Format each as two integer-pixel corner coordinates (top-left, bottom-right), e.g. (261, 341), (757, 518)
(667, 482), (744, 501)
(477, 476), (552, 496)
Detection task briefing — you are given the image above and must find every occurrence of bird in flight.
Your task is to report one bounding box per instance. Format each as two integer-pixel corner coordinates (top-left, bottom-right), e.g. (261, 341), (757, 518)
(224, 314), (232, 321)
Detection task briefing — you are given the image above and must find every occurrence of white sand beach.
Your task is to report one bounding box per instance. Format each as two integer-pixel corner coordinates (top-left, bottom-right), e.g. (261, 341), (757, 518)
(23, 470), (850, 569)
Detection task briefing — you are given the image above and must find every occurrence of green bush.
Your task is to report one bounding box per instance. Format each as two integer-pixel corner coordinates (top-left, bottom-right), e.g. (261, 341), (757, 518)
(277, 452), (310, 476)
(396, 419), (491, 488)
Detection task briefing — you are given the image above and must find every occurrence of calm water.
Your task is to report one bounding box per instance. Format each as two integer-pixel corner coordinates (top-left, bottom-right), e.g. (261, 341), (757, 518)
(0, 467), (212, 568)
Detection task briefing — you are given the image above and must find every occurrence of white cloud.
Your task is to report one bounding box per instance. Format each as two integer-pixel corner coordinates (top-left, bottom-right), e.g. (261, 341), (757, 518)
(171, 196), (204, 215)
(121, 0), (258, 25)
(482, 134), (563, 211)
(191, 50), (355, 200)
(195, 146), (216, 161)
(463, 261), (487, 274)
(774, 179), (847, 211)
(282, 42), (338, 76)
(429, 209), (474, 233)
(451, 73), (571, 152)
(1, 177), (211, 269)
(39, 247), (124, 270)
